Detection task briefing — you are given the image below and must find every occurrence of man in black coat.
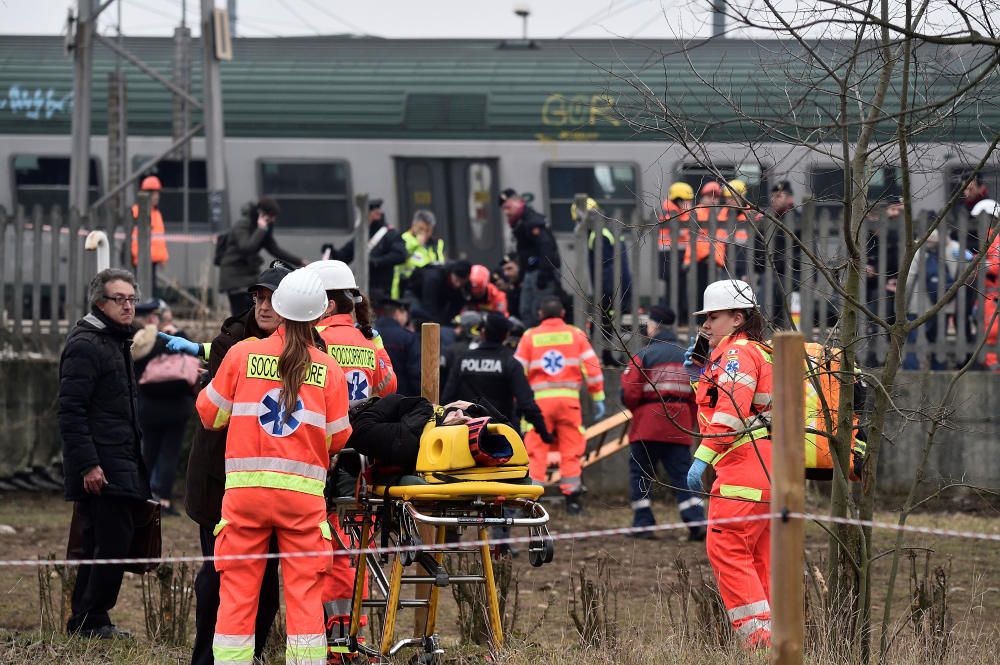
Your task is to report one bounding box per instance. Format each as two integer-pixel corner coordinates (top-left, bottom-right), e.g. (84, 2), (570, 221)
(405, 259), (472, 325)
(374, 299), (421, 396)
(59, 268), (151, 639)
(441, 312), (552, 443)
(328, 198), (407, 304)
(185, 265), (289, 665)
(499, 189), (562, 326)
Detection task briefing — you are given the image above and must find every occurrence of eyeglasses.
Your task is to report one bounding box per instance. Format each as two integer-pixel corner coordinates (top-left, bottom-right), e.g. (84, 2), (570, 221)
(252, 292), (273, 304)
(102, 295), (137, 307)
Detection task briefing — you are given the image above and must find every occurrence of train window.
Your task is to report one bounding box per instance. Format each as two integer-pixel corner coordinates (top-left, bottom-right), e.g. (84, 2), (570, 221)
(132, 157), (208, 226)
(809, 165), (899, 210)
(258, 160), (351, 229)
(547, 163), (637, 233)
(678, 162), (769, 207)
(12, 155), (100, 213)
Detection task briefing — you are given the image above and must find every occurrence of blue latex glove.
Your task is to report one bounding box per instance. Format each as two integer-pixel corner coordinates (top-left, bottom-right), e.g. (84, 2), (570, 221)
(683, 335), (701, 379)
(687, 459), (709, 493)
(593, 400), (606, 421)
(158, 331), (200, 356)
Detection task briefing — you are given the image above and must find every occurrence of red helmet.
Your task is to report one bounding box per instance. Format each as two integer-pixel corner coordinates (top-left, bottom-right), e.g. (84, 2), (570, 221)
(140, 176), (163, 191)
(700, 181), (722, 198)
(470, 264), (490, 295)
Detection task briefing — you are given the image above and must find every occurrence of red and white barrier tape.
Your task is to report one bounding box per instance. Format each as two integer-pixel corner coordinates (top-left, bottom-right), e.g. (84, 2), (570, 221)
(2, 510), (998, 569)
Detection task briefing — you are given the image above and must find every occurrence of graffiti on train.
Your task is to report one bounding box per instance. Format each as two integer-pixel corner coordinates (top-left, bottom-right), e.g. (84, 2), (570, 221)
(0, 85), (73, 121)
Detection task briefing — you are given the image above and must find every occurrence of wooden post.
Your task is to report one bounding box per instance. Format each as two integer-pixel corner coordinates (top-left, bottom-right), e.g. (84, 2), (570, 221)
(414, 322), (440, 634)
(770, 332), (805, 665)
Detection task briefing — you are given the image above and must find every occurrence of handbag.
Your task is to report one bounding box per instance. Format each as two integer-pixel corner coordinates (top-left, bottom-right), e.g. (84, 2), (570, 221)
(67, 500), (162, 574)
(140, 352), (200, 387)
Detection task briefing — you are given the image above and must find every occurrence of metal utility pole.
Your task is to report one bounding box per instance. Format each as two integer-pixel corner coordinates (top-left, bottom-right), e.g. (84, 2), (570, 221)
(202, 0), (229, 231)
(106, 70), (127, 228)
(69, 0), (97, 218)
(227, 0), (237, 37)
(712, 0), (726, 38)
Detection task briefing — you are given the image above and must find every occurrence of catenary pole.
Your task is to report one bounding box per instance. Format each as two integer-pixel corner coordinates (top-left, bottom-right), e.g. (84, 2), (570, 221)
(69, 0), (96, 219)
(201, 0), (228, 231)
(770, 332), (805, 665)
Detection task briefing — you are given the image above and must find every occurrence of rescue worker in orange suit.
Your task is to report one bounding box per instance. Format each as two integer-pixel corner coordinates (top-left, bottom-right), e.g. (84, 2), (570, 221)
(515, 296), (605, 514)
(684, 182), (729, 311)
(306, 259), (396, 649)
(973, 199), (1000, 369)
(465, 264), (509, 316)
(685, 279), (773, 649)
(196, 268), (352, 665)
(621, 304), (705, 541)
(722, 179), (751, 280)
(131, 176), (169, 297)
(659, 182), (694, 317)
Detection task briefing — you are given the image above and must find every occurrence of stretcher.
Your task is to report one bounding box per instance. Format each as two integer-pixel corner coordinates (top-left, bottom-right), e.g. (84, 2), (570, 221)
(331, 418), (554, 663)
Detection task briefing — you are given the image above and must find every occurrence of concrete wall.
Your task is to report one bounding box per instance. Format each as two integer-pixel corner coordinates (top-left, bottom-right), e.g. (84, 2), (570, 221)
(2, 358), (998, 495)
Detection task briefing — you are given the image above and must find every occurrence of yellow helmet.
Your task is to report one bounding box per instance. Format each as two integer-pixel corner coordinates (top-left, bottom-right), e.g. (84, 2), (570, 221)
(570, 196), (600, 222)
(667, 182), (695, 201)
(725, 179), (748, 198)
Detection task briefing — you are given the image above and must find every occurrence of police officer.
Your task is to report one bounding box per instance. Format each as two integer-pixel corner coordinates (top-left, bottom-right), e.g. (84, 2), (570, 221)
(441, 312), (552, 444)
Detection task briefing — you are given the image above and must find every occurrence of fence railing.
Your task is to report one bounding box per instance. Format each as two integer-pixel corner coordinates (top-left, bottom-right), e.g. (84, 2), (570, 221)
(570, 193), (999, 370)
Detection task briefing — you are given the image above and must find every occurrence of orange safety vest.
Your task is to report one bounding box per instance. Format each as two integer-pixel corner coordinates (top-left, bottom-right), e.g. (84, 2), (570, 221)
(684, 207), (728, 268)
(464, 283), (509, 316)
(719, 206), (750, 244)
(514, 318), (604, 402)
(315, 314), (397, 403)
(658, 200), (691, 251)
(692, 333), (773, 501)
(195, 327), (352, 498)
(131, 204), (169, 265)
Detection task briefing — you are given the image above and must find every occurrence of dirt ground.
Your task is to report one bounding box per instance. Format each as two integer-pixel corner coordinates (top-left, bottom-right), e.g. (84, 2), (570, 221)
(1, 489), (999, 662)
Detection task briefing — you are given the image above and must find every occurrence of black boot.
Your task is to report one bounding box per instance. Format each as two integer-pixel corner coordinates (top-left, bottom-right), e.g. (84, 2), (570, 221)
(565, 492), (583, 515)
(687, 525), (707, 542)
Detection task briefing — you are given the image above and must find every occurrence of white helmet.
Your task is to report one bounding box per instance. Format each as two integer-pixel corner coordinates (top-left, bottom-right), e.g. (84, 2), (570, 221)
(971, 199), (1000, 218)
(693, 279), (758, 316)
(271, 268), (329, 322)
(307, 259), (358, 290)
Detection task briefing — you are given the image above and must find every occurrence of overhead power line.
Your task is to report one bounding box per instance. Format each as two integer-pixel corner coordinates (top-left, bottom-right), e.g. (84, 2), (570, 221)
(299, 0), (369, 35)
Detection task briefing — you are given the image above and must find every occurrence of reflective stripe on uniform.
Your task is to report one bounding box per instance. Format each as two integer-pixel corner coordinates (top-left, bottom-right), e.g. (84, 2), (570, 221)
(532, 380), (581, 391)
(728, 600), (770, 621)
(529, 357), (581, 370)
(642, 381), (693, 394)
(735, 618), (772, 638)
(230, 401), (329, 430)
(631, 498), (651, 510)
(374, 370), (394, 395)
(325, 599), (352, 616)
(214, 634), (254, 665)
(534, 388), (581, 400)
(693, 444), (719, 464)
(717, 371), (757, 389)
(752, 392), (772, 407)
(225, 470), (326, 496)
(719, 484), (763, 501)
(585, 375), (603, 386)
(205, 382), (233, 411)
(286, 633), (327, 664)
(560, 475), (581, 491)
(225, 457), (327, 482)
(580, 349), (597, 361)
(326, 414), (351, 436)
(677, 497), (704, 511)
(710, 411), (745, 429)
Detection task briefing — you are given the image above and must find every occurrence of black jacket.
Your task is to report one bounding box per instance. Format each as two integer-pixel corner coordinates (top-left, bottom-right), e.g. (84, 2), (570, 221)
(184, 308), (268, 528)
(512, 206), (561, 288)
(374, 316), (421, 397)
(334, 220), (407, 301)
(59, 308), (150, 502)
(218, 205), (303, 292)
(406, 264), (468, 325)
(344, 394), (434, 473)
(440, 340), (551, 440)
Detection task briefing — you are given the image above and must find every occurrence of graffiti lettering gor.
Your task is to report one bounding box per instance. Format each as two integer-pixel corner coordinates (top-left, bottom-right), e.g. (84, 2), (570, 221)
(0, 85), (73, 120)
(541, 94), (621, 128)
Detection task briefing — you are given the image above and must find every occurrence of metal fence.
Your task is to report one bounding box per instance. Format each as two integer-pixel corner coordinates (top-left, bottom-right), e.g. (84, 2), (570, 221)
(569, 193), (999, 370)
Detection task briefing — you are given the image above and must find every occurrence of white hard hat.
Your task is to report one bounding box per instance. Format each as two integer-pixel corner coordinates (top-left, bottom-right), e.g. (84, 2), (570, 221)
(971, 199), (1000, 218)
(307, 259), (358, 291)
(271, 268), (329, 322)
(693, 279), (758, 316)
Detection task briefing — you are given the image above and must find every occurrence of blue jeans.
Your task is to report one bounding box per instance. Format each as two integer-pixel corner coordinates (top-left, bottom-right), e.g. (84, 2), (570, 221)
(629, 441), (705, 527)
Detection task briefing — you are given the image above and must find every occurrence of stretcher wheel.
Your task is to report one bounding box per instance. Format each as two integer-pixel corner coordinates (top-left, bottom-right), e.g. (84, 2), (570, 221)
(541, 537), (554, 564)
(528, 537), (554, 568)
(401, 536), (417, 566)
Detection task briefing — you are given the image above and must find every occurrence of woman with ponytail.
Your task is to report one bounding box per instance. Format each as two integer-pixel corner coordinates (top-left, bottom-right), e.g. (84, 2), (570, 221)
(196, 268), (351, 665)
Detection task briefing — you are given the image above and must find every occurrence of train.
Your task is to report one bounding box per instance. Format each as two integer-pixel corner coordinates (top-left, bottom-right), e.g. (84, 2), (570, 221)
(1, 34), (998, 296)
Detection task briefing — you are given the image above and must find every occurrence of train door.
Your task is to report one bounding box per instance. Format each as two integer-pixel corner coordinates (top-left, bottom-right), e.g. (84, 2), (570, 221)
(395, 157), (501, 267)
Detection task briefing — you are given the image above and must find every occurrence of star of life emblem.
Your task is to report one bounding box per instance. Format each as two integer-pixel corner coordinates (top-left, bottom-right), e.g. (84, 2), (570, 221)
(259, 387), (303, 437)
(346, 369), (370, 401)
(542, 350), (565, 375)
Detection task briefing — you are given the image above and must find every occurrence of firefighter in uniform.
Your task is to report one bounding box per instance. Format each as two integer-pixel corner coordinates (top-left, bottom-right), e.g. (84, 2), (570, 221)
(306, 260), (396, 649)
(515, 296), (605, 513)
(130, 175), (169, 295)
(465, 264), (509, 316)
(621, 304), (705, 540)
(196, 268), (352, 665)
(685, 279), (773, 649)
(659, 182), (694, 317)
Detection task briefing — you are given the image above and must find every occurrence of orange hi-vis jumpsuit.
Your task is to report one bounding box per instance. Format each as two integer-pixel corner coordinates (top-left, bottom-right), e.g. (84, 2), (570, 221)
(984, 232), (1000, 369)
(314, 314), (396, 633)
(692, 332), (773, 648)
(465, 282), (510, 316)
(515, 318), (604, 495)
(130, 204), (169, 266)
(196, 328), (352, 665)
(684, 206), (728, 269)
(658, 200), (691, 253)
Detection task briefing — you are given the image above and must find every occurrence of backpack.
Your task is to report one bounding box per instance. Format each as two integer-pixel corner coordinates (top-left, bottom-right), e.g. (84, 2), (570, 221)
(802, 343), (866, 481)
(213, 230), (231, 266)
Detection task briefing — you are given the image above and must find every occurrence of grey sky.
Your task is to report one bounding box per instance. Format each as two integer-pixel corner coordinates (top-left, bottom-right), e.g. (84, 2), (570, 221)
(0, 0), (722, 39)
